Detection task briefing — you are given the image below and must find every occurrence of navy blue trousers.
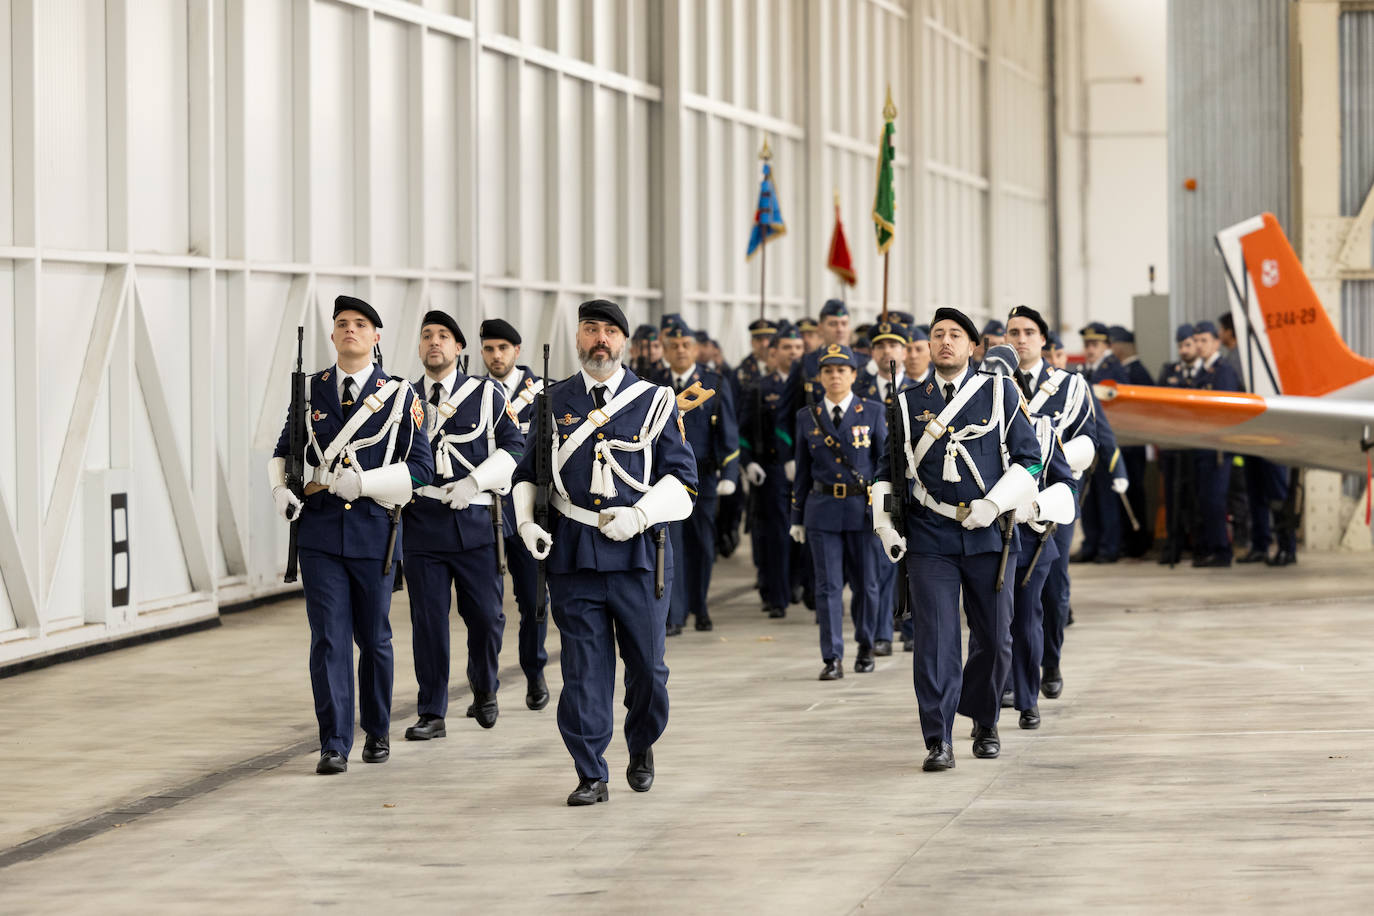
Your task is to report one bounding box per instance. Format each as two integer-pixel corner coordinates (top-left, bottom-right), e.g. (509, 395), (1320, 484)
(1009, 549), (1053, 709)
(1078, 466), (1121, 559)
(1245, 457), (1294, 553)
(669, 492), (719, 627)
(872, 538), (896, 642)
(753, 468), (793, 609)
(809, 528), (877, 662)
(505, 535), (549, 679)
(299, 548), (396, 757)
(908, 552), (1011, 747)
(549, 569), (670, 782)
(1122, 446), (1149, 553)
(1192, 450), (1232, 556)
(1040, 520), (1074, 671)
(405, 545), (505, 717)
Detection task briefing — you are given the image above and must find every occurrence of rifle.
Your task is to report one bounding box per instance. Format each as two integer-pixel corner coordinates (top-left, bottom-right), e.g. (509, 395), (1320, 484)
(491, 496), (507, 575)
(375, 342), (403, 582)
(533, 345), (553, 623)
(885, 360), (911, 623)
(283, 327), (307, 583)
(995, 512), (1015, 592)
(743, 381), (765, 535)
(1019, 522), (1057, 587)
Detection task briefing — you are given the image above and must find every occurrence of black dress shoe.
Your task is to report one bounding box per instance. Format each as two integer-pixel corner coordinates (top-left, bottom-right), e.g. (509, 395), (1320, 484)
(902, 638), (914, 653)
(404, 714), (446, 740)
(1157, 550), (1181, 565)
(665, 623), (683, 637)
(1237, 548), (1268, 564)
(802, 590), (816, 610)
(873, 639), (893, 657)
(1019, 707), (1041, 730)
(1266, 549), (1296, 567)
(316, 750), (347, 775)
(1192, 552), (1232, 568)
(922, 742), (955, 772)
(1041, 667), (1063, 699)
(1001, 689), (1015, 709)
(854, 647), (875, 673)
(971, 724), (1000, 758)
(626, 747), (655, 792)
(1069, 550), (1095, 564)
(361, 734), (390, 763)
(1066, 607), (1075, 627)
(694, 617), (713, 632)
(819, 659), (844, 680)
(767, 605), (786, 619)
(566, 777), (609, 806)
(526, 674), (550, 711)
(1093, 554), (1119, 565)
(466, 692), (499, 728)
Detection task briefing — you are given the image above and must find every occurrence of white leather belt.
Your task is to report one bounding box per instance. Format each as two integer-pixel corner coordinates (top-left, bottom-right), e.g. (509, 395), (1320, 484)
(551, 492), (602, 527)
(911, 479), (972, 522)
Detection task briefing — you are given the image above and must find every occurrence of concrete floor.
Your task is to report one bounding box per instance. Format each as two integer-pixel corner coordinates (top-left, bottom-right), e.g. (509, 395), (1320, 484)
(1, 549), (1373, 913)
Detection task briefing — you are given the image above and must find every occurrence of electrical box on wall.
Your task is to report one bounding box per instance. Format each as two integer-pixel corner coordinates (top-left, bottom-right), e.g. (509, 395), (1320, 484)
(1132, 294), (1172, 379)
(83, 470), (133, 627)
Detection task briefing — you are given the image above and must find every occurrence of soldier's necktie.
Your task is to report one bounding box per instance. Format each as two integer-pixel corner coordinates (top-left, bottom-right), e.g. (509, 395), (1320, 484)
(1019, 371), (1034, 399)
(342, 377), (357, 409)
(943, 383), (955, 404)
(429, 383), (442, 407)
(592, 384), (607, 409)
(831, 404), (843, 427)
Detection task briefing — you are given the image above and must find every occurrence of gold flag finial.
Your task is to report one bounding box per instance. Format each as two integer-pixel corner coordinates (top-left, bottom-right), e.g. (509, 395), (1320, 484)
(833, 188), (840, 209)
(883, 84), (897, 121)
(759, 135), (773, 162)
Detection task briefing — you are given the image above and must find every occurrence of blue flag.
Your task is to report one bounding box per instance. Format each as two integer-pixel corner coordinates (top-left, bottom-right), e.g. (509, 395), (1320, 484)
(746, 162), (786, 260)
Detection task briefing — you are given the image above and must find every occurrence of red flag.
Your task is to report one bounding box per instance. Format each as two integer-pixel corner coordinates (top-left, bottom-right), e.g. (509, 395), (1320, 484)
(826, 199), (856, 286)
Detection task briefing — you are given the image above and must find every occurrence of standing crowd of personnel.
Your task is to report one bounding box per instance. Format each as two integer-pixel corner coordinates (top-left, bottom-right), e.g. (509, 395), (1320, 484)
(267, 293), (1294, 797)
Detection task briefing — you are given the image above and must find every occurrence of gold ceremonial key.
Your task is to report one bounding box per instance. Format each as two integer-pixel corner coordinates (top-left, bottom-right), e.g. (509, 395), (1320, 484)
(676, 382), (716, 415)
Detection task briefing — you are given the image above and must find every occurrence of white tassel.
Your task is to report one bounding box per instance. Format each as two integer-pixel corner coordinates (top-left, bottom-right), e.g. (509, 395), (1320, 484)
(590, 450), (618, 498)
(943, 444), (961, 482)
(436, 448), (452, 480)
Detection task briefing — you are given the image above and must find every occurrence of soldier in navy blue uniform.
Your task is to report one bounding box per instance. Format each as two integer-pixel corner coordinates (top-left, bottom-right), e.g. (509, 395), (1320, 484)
(480, 318), (551, 710)
(855, 320), (917, 657)
(798, 316), (821, 354)
(741, 323), (803, 618)
(872, 308), (1041, 771)
(630, 324), (664, 377)
(781, 299), (853, 433)
(1156, 324), (1197, 564)
(791, 344), (886, 680)
(1072, 322), (1130, 564)
(904, 325), (932, 392)
(269, 296), (434, 774)
(400, 312), (524, 739)
(512, 299), (698, 806)
(1109, 326), (1154, 556)
(1188, 320), (1243, 567)
(653, 320), (740, 635)
(735, 318), (777, 393)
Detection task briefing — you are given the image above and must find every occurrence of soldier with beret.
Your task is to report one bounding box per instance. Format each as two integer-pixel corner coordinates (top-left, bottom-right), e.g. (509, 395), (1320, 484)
(268, 296), (434, 774)
(512, 299), (698, 805)
(401, 311), (525, 740)
(480, 317), (551, 710)
(791, 344), (886, 680)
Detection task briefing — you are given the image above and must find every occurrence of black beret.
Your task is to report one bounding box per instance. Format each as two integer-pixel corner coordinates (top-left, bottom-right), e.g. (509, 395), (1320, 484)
(421, 309), (465, 347)
(479, 318), (520, 345)
(1007, 305), (1049, 338)
(930, 307), (979, 342)
(334, 295), (383, 328)
(578, 299), (629, 337)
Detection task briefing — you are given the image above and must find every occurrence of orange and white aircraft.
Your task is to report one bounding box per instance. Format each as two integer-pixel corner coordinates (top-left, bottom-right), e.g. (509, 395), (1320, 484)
(1095, 212), (1374, 476)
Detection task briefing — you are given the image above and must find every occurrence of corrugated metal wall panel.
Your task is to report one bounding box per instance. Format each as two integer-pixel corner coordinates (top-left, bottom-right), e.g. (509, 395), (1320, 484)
(1340, 10), (1374, 258)
(1167, 0), (1292, 324)
(1340, 279), (1374, 358)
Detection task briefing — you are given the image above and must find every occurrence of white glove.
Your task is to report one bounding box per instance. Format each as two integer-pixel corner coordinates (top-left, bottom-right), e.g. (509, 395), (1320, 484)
(444, 476), (480, 510)
(1014, 502), (1033, 525)
(330, 464), (363, 502)
(273, 487), (302, 521)
(876, 527), (907, 562)
(789, 524), (806, 544)
(717, 478), (737, 497)
(745, 463), (767, 486)
(784, 461), (796, 482)
(962, 498), (1000, 530)
(599, 506), (643, 542)
(519, 521), (553, 559)
(1112, 476), (1129, 495)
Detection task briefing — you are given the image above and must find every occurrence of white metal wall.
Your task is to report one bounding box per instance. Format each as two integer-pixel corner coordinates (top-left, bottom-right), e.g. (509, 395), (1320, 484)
(0, 0), (1052, 663)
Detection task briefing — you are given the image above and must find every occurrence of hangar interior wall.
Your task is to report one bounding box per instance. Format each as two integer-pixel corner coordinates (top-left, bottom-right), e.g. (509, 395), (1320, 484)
(0, 0), (1052, 663)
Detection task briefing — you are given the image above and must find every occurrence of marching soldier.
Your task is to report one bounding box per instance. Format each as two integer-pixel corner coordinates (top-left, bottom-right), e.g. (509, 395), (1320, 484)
(791, 343), (885, 680)
(269, 295), (433, 774)
(904, 325), (932, 389)
(872, 308), (1041, 771)
(856, 320), (917, 656)
(783, 299), (852, 418)
(512, 299), (698, 806)
(1072, 322), (1130, 564)
(735, 318), (777, 392)
(742, 323), (803, 618)
(653, 320), (740, 635)
(480, 318), (551, 710)
(402, 312), (524, 739)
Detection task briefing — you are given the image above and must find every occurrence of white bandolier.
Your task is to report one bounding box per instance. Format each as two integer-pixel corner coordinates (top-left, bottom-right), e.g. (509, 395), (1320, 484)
(415, 375), (517, 508)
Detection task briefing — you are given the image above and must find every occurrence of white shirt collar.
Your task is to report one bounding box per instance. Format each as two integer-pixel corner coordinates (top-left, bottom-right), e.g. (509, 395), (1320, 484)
(671, 365), (696, 387)
(424, 366), (459, 401)
(1021, 358), (1045, 381)
(1122, 354), (1139, 366)
(934, 365), (969, 391)
(337, 362), (375, 399)
(823, 392), (855, 416)
(494, 366), (522, 398)
(1203, 351), (1221, 370)
(580, 365), (626, 398)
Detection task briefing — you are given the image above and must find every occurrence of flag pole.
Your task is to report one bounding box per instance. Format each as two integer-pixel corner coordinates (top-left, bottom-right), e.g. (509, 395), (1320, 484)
(881, 253), (890, 323)
(759, 136), (771, 322)
(835, 189), (846, 305)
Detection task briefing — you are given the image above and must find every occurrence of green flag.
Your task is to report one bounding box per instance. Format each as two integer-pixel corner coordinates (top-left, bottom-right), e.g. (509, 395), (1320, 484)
(873, 90), (897, 255)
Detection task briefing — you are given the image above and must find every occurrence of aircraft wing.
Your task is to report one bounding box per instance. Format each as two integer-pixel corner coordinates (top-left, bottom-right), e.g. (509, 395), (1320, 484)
(1095, 381), (1374, 476)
